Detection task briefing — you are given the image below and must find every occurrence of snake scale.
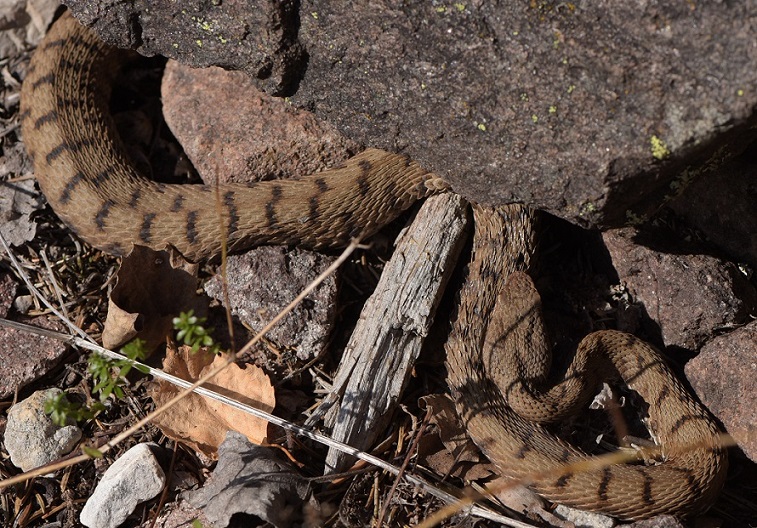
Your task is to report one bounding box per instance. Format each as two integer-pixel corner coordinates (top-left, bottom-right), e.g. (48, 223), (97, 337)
(20, 12), (728, 520)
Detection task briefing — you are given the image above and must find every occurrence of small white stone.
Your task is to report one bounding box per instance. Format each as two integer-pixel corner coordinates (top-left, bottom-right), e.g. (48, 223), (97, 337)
(80, 443), (166, 528)
(553, 503), (617, 528)
(5, 388), (82, 472)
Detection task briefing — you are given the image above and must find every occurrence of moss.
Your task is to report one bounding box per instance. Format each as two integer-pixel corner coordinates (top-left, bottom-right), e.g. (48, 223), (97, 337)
(663, 144), (729, 202)
(625, 210), (646, 226)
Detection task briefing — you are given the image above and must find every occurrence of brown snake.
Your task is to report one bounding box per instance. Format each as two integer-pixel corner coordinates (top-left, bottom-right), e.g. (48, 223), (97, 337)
(20, 12), (728, 520)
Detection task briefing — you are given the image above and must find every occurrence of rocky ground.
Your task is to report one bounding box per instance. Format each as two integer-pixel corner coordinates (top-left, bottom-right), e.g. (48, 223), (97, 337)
(0, 2), (756, 527)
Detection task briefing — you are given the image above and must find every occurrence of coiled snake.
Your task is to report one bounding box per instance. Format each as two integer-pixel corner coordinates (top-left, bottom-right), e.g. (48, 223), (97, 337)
(20, 12), (728, 520)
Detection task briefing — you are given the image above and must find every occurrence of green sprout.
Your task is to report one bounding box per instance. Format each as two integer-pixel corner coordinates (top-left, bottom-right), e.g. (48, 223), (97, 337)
(173, 310), (219, 354)
(46, 310), (220, 426)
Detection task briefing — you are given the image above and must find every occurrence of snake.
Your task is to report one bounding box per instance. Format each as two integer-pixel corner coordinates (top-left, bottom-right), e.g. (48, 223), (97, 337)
(20, 11), (728, 521)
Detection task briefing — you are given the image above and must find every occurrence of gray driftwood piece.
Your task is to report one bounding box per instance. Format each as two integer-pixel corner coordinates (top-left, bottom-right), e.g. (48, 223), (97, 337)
(324, 193), (469, 473)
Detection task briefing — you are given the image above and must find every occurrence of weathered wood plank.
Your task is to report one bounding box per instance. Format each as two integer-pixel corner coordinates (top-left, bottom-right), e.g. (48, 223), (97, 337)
(323, 193), (469, 473)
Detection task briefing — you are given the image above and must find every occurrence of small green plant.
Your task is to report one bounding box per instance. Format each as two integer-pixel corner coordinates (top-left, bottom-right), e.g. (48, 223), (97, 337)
(173, 310), (219, 354)
(45, 338), (148, 426)
(89, 337), (149, 400)
(44, 392), (102, 427)
(46, 311), (219, 426)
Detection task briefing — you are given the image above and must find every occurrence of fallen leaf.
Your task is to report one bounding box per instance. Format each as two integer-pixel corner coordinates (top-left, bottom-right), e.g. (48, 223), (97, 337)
(150, 345), (275, 457)
(102, 245), (206, 352)
(417, 393), (496, 481)
(184, 431), (314, 528)
(418, 395), (551, 520)
(0, 178), (42, 247)
(339, 471), (375, 527)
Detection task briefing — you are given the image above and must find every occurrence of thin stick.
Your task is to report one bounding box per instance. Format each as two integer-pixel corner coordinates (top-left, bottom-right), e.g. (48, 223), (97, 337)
(39, 249), (70, 322)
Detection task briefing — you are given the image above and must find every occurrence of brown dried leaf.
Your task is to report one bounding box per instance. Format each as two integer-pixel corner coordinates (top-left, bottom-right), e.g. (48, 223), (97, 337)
(150, 345), (275, 458)
(102, 245), (206, 352)
(417, 394), (496, 481)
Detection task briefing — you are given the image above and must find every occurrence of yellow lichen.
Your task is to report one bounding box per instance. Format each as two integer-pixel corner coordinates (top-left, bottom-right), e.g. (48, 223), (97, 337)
(579, 201), (597, 217)
(650, 135), (670, 160)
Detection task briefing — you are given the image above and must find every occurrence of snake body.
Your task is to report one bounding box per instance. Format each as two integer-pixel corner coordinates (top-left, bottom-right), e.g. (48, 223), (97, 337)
(19, 13), (446, 262)
(20, 12), (728, 520)
(445, 206), (727, 519)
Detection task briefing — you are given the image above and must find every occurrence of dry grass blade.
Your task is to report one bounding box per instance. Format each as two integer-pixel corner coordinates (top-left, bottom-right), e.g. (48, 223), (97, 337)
(0, 231), (97, 344)
(1, 234), (521, 525)
(0, 239), (358, 479)
(0, 315), (525, 525)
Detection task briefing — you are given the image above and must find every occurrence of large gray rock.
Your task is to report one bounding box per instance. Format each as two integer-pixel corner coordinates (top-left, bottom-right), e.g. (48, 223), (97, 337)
(64, 0), (757, 227)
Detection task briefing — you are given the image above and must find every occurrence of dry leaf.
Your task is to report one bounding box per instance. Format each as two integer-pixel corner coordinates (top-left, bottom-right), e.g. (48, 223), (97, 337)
(418, 395), (554, 520)
(102, 245), (206, 352)
(0, 179), (41, 247)
(417, 393), (496, 481)
(339, 471), (376, 527)
(184, 431), (314, 528)
(150, 345), (275, 457)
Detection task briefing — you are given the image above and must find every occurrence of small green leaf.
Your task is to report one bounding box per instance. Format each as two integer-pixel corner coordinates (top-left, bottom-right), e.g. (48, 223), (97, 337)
(82, 446), (104, 458)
